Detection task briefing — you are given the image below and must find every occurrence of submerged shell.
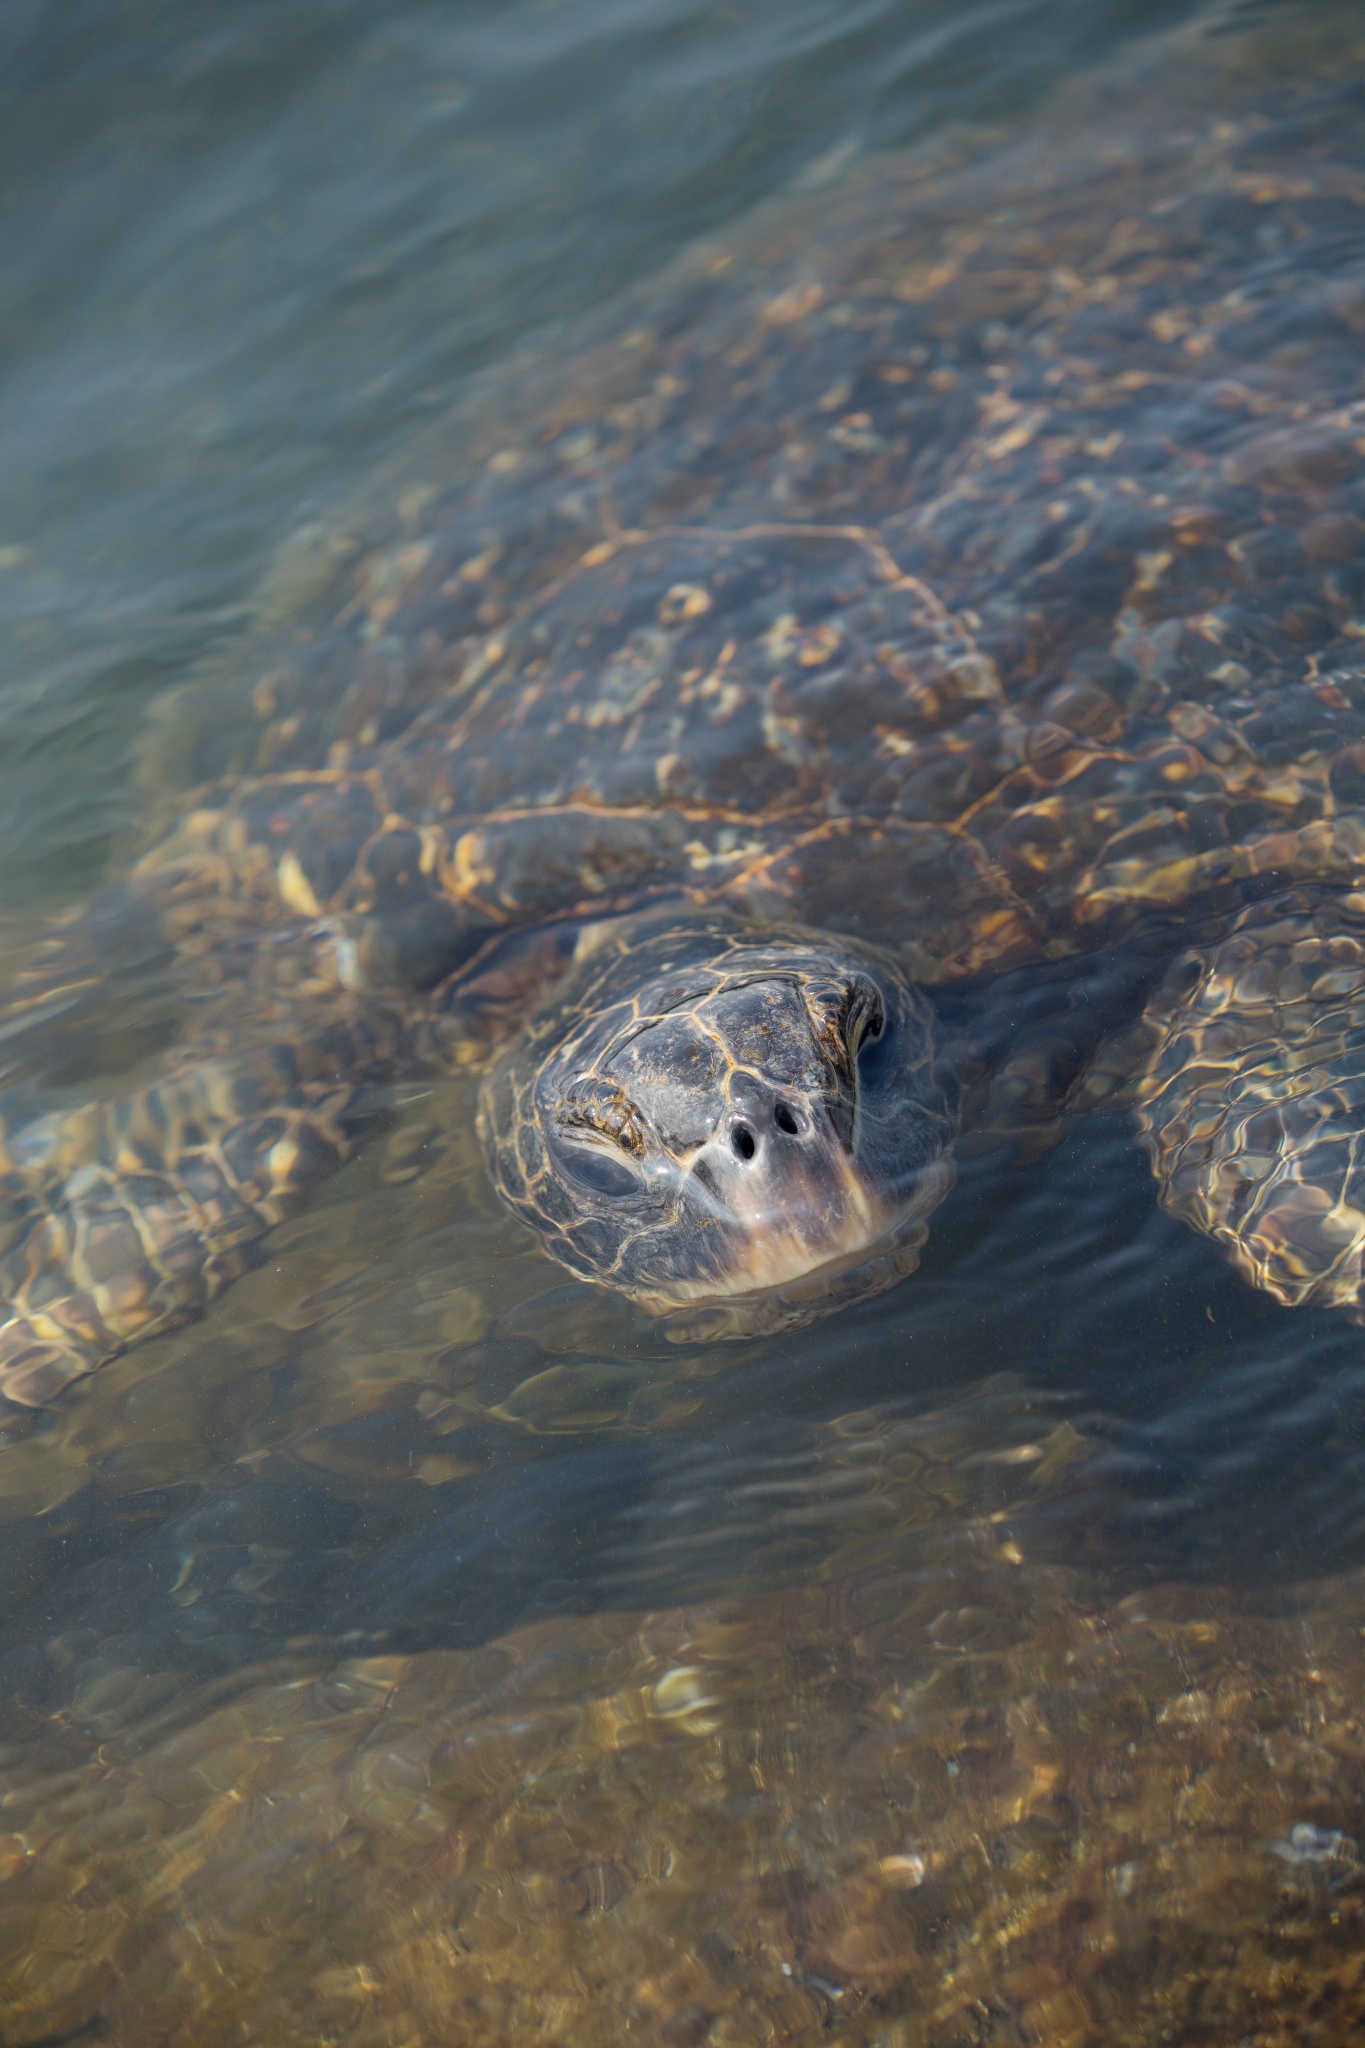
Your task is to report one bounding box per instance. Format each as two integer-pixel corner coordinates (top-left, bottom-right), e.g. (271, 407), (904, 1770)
(141, 8), (1365, 992)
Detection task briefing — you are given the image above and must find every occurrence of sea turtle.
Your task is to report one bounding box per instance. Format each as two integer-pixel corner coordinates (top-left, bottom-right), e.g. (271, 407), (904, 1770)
(1, 11), (1364, 1407)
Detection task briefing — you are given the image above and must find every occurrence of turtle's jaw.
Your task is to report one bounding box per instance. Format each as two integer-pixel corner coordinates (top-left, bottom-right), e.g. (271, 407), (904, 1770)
(644, 1146), (958, 1338)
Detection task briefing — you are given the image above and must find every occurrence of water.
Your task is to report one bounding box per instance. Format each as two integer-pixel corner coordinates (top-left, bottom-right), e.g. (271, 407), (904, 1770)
(0, 0), (1209, 909)
(1, 0), (1364, 2039)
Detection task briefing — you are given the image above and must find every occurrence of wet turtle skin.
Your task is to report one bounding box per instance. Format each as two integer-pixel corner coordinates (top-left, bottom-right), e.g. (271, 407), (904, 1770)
(2, 11), (1365, 1400)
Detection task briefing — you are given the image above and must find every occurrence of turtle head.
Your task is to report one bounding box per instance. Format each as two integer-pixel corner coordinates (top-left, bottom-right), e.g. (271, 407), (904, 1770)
(477, 921), (958, 1337)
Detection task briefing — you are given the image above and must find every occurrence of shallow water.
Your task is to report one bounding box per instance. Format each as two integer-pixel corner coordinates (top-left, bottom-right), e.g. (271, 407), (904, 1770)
(1, 0), (1364, 2040)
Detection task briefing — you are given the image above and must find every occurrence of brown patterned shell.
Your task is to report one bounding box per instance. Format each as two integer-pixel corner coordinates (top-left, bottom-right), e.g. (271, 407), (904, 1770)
(132, 13), (1365, 996)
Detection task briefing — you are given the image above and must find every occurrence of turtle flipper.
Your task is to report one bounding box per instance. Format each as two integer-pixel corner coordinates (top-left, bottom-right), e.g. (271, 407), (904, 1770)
(0, 920), (593, 1407)
(0, 1010), (408, 1408)
(1137, 891), (1365, 1315)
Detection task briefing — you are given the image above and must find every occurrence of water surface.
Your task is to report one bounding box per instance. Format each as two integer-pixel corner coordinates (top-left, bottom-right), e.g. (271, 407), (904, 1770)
(0, 1), (1362, 2040)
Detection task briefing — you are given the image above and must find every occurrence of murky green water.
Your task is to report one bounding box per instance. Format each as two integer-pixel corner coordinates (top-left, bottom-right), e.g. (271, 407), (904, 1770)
(2, 0), (1364, 2040)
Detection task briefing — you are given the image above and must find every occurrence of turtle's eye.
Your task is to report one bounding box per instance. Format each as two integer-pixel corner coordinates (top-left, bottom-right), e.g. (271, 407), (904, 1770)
(556, 1139), (641, 1199)
(855, 1004), (893, 1086)
(802, 971), (887, 1084)
(848, 983), (887, 1062)
(555, 1076), (647, 1152)
(551, 1077), (649, 1199)
(850, 981), (891, 1084)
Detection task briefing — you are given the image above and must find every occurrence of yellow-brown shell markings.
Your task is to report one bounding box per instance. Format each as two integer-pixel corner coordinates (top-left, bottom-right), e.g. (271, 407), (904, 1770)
(100, 27), (1365, 999)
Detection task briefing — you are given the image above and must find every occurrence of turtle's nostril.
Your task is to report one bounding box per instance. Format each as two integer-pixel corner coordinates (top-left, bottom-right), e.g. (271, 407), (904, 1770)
(773, 1101), (802, 1136)
(732, 1122), (757, 1162)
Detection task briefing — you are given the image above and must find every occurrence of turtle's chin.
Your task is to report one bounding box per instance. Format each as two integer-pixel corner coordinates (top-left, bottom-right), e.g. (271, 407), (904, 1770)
(639, 1152), (958, 1342)
(477, 917), (962, 1339)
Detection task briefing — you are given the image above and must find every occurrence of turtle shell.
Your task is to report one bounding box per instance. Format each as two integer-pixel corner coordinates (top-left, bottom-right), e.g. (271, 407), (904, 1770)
(131, 7), (1365, 994)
